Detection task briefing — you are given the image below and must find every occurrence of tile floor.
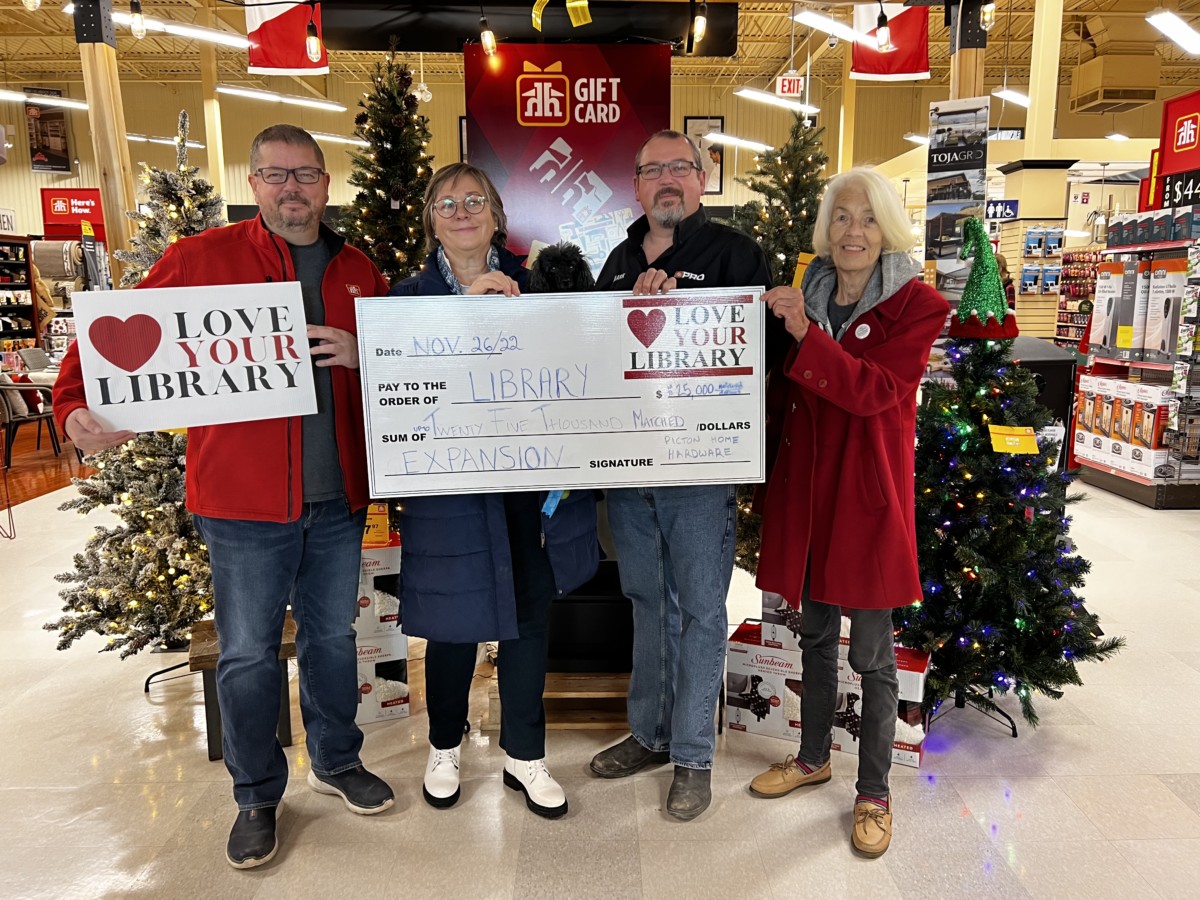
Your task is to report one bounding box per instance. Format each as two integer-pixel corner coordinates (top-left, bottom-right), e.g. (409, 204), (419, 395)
(2, 484), (1199, 899)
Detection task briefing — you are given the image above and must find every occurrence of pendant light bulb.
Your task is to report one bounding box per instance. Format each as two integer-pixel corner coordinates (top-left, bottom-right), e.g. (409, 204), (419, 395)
(130, 0), (147, 39)
(480, 14), (497, 56)
(305, 17), (322, 63)
(980, 2), (997, 32)
(21, 0), (42, 11)
(876, 4), (894, 52)
(694, 2), (708, 44)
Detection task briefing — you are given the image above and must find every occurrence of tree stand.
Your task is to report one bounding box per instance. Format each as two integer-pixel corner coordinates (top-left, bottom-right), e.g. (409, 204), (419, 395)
(928, 687), (1018, 738)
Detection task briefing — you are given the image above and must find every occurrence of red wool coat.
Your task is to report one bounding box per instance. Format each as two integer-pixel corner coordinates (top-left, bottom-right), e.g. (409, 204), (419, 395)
(755, 277), (949, 610)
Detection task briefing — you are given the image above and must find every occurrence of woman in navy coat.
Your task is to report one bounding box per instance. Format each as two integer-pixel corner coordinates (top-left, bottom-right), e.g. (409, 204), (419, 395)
(389, 163), (599, 818)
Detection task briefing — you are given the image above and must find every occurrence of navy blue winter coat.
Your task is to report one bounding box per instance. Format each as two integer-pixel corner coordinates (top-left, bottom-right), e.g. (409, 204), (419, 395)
(387, 248), (600, 642)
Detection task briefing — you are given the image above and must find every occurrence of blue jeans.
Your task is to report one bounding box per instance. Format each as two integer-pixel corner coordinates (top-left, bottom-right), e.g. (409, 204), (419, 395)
(194, 500), (368, 809)
(607, 484), (736, 769)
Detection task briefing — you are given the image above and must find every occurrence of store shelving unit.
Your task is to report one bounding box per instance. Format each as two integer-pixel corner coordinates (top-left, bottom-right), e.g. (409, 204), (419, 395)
(1056, 249), (1102, 349)
(999, 219), (1066, 340)
(0, 234), (39, 370)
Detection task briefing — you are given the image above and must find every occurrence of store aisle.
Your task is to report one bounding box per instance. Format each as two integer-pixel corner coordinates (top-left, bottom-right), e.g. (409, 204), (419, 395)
(2, 486), (1199, 899)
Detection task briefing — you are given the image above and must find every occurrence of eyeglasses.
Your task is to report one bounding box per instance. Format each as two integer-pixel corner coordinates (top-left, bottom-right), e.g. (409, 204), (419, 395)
(253, 166), (325, 184)
(432, 193), (488, 218)
(635, 159), (699, 180)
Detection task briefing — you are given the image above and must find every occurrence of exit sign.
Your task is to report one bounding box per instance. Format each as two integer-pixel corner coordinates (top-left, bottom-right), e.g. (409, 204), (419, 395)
(775, 75), (806, 98)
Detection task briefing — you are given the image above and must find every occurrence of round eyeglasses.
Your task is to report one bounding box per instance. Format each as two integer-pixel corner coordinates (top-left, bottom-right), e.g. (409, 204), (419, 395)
(635, 160), (699, 180)
(253, 166), (325, 184)
(432, 193), (488, 218)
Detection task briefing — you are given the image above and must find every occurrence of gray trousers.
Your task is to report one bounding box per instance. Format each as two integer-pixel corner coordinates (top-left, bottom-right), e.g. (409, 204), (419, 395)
(796, 597), (899, 799)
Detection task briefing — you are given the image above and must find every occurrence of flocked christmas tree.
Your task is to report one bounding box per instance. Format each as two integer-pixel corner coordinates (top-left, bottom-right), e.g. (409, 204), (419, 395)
(728, 111), (828, 288)
(47, 111), (221, 656)
(46, 433), (212, 657)
(893, 217), (1122, 725)
(730, 112), (828, 574)
(113, 110), (225, 287)
(338, 46), (434, 282)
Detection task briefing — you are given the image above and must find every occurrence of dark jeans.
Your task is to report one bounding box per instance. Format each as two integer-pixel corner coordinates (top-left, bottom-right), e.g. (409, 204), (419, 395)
(425, 492), (557, 760)
(797, 597), (899, 799)
(194, 499), (368, 810)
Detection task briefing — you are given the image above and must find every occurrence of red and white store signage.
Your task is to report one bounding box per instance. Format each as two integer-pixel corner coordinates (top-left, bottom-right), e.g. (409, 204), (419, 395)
(40, 187), (106, 241)
(1159, 90), (1200, 179)
(775, 74), (806, 98)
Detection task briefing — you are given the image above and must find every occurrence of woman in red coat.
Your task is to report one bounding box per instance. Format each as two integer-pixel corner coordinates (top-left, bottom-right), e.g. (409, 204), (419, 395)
(748, 167), (949, 859)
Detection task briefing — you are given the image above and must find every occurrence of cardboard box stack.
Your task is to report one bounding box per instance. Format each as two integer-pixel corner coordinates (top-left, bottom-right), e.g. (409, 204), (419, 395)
(1074, 375), (1172, 479)
(725, 619), (930, 768)
(355, 503), (410, 725)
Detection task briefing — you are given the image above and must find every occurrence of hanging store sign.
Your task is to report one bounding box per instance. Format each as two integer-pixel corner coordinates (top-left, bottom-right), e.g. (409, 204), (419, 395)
(775, 75), (806, 98)
(1159, 89), (1200, 180)
(25, 87), (71, 174)
(40, 188), (106, 242)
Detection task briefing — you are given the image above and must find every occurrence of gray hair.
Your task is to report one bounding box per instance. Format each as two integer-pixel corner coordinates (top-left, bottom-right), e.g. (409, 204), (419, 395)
(634, 130), (703, 172)
(812, 167), (915, 257)
(249, 124), (326, 171)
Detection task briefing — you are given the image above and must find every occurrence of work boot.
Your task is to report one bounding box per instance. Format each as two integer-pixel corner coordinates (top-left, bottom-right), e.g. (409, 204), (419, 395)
(666, 766), (712, 821)
(589, 735), (671, 778)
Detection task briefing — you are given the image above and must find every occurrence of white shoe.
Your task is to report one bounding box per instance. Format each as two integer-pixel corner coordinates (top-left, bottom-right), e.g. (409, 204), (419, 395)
(503, 755), (568, 818)
(422, 744), (461, 809)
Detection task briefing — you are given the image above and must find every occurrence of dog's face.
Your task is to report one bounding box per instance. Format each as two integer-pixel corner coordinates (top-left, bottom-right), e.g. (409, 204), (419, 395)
(529, 243), (596, 292)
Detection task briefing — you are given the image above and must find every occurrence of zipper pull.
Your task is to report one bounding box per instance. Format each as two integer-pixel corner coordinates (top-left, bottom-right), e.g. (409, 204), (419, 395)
(540, 529), (546, 549)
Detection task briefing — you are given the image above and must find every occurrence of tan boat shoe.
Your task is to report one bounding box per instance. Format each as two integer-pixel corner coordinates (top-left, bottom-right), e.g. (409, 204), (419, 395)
(748, 755), (832, 798)
(852, 796), (892, 858)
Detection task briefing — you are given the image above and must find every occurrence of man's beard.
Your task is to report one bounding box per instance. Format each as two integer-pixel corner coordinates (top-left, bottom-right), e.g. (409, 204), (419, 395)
(649, 187), (685, 228)
(267, 193), (318, 232)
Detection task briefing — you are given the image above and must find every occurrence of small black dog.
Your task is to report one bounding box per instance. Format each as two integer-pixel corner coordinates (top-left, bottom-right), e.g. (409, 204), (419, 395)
(527, 241), (596, 293)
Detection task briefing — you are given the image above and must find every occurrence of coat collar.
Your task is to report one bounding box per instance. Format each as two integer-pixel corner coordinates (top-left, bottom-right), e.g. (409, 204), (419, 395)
(623, 205), (709, 250)
(247, 213), (346, 256)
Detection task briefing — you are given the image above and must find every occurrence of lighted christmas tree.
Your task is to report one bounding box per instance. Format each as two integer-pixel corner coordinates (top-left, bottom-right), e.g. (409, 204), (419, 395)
(46, 432), (212, 658)
(727, 112), (828, 287)
(894, 217), (1122, 725)
(112, 110), (225, 287)
(338, 47), (434, 281)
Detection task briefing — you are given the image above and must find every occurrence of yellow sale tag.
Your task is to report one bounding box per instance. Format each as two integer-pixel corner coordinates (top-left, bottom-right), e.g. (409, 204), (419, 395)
(988, 424), (1040, 454)
(362, 502), (391, 548)
(792, 252), (816, 289)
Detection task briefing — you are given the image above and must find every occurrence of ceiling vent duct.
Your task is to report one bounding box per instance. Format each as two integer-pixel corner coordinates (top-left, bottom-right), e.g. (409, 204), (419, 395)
(1068, 55), (1160, 114)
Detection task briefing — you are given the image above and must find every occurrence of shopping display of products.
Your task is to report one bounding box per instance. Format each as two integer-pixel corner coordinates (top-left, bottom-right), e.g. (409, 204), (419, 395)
(354, 504), (409, 726)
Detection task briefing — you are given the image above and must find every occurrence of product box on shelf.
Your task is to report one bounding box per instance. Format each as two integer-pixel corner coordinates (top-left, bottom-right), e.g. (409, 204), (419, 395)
(1092, 261), (1134, 353)
(356, 503), (403, 640)
(356, 631), (407, 666)
(1044, 227), (1064, 257)
(1020, 265), (1041, 295)
(1040, 265), (1062, 294)
(1135, 212), (1155, 245)
(1107, 215), (1125, 248)
(1122, 216), (1137, 247)
(1094, 377), (1118, 438)
(1076, 373), (1096, 435)
(1152, 210), (1174, 244)
(1145, 256), (1189, 362)
(1133, 383), (1172, 450)
(1112, 380), (1136, 444)
(1173, 206), (1200, 241)
(1113, 260), (1151, 362)
(1023, 227), (1045, 258)
(357, 658), (410, 725)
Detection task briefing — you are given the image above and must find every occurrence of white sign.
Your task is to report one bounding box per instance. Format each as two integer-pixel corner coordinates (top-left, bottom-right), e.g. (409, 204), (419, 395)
(357, 287), (765, 497)
(775, 75), (806, 98)
(0, 207), (15, 232)
(72, 282), (316, 432)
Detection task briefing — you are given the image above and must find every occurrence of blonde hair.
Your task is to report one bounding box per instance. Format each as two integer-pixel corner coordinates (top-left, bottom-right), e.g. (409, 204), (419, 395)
(422, 162), (508, 254)
(812, 167), (914, 258)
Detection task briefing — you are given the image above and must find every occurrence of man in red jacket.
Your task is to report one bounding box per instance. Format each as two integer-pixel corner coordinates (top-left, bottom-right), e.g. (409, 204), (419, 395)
(53, 125), (393, 870)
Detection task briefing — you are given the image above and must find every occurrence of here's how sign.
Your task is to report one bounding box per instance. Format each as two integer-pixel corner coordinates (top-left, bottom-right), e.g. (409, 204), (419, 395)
(72, 282), (316, 432)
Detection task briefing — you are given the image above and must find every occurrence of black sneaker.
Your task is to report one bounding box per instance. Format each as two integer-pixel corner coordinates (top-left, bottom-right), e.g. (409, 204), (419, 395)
(226, 806), (277, 869)
(307, 765), (394, 815)
(589, 734), (671, 778)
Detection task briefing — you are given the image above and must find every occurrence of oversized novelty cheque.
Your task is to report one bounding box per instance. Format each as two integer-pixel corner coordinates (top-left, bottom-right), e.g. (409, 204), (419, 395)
(71, 282), (316, 432)
(357, 287), (765, 497)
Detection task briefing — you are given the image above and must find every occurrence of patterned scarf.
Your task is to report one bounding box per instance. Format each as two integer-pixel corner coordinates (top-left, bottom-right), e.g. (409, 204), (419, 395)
(437, 245), (501, 295)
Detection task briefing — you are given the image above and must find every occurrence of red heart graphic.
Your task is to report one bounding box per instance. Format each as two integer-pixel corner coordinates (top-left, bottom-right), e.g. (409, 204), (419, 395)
(88, 315), (163, 373)
(627, 308), (666, 348)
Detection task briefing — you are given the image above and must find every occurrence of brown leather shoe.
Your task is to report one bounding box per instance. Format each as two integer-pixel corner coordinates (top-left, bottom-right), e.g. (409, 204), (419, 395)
(852, 796), (892, 858)
(748, 755), (832, 798)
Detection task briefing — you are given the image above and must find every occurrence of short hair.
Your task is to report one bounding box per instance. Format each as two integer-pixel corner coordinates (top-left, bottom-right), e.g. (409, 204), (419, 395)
(249, 124), (325, 171)
(422, 162), (509, 254)
(634, 130), (703, 172)
(812, 167), (914, 258)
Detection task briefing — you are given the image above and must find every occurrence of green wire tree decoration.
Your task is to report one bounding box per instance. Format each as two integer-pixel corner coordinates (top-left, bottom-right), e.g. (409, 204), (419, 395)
(338, 45), (434, 281)
(893, 217), (1123, 725)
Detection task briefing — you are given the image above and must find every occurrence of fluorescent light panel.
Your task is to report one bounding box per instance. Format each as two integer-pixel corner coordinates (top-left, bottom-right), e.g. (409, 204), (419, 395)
(62, 3), (250, 48)
(733, 87), (819, 115)
(705, 131), (773, 153)
(904, 132), (930, 145)
(0, 87), (88, 110)
(127, 133), (204, 149)
(1147, 10), (1200, 55)
(794, 10), (872, 45)
(216, 85), (346, 113)
(310, 131), (369, 148)
(1106, 132), (1130, 142)
(992, 87), (1031, 108)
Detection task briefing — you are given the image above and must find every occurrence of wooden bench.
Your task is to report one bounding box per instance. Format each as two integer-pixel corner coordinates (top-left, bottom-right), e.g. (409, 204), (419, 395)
(483, 672), (630, 731)
(188, 614), (298, 762)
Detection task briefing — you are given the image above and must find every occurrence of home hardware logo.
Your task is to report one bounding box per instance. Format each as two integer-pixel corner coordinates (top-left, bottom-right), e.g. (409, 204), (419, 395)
(51, 197), (69, 215)
(1176, 113), (1199, 153)
(518, 62), (570, 126)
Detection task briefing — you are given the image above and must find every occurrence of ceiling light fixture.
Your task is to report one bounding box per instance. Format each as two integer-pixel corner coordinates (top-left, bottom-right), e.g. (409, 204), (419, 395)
(309, 131), (370, 148)
(21, 0), (42, 11)
(980, 2), (997, 32)
(215, 85), (345, 112)
(1147, 9), (1200, 55)
(129, 0), (146, 40)
(305, 7), (322, 64)
(991, 1), (1030, 109)
(733, 87), (819, 115)
(693, 1), (708, 44)
(793, 10), (872, 45)
(415, 53), (432, 103)
(705, 131), (773, 153)
(127, 133), (204, 149)
(62, 3), (250, 48)
(875, 1), (895, 52)
(479, 6), (497, 56)
(904, 132), (930, 145)
(0, 88), (88, 110)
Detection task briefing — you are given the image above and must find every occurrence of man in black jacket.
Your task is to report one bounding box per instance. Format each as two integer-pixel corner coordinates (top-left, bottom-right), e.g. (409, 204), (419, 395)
(589, 130), (775, 820)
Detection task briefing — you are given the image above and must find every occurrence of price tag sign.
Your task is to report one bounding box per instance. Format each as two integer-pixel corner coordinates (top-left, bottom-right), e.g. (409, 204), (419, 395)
(988, 424), (1040, 454)
(1162, 168), (1200, 208)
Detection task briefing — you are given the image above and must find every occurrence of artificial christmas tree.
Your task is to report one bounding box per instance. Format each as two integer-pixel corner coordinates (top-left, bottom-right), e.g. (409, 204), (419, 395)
(894, 217), (1122, 726)
(113, 111), (224, 287)
(46, 432), (212, 658)
(727, 112), (828, 288)
(339, 47), (434, 282)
